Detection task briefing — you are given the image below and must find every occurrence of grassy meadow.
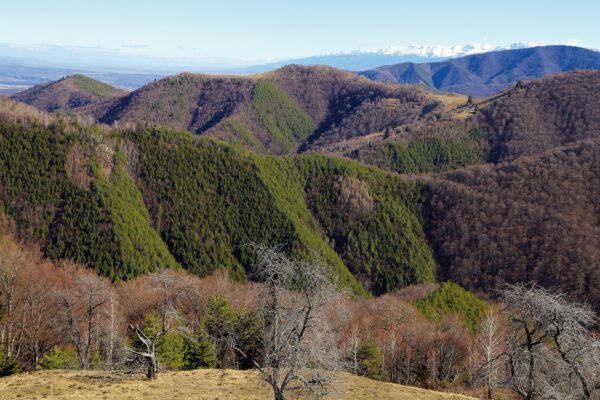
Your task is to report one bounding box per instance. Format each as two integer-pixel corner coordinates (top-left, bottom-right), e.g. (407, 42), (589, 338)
(0, 369), (477, 400)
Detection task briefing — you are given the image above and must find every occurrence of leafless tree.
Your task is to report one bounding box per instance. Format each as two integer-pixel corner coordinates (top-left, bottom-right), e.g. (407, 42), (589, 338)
(346, 324), (361, 375)
(235, 246), (342, 400)
(501, 284), (600, 400)
(124, 269), (181, 380)
(57, 272), (110, 369)
(0, 244), (20, 358)
(104, 293), (124, 367)
(16, 269), (59, 369)
(475, 310), (505, 399)
(150, 269), (182, 333)
(127, 323), (164, 380)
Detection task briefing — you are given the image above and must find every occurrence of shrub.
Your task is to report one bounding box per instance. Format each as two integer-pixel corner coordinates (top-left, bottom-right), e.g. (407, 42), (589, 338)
(0, 346), (18, 376)
(39, 345), (78, 370)
(182, 328), (217, 370)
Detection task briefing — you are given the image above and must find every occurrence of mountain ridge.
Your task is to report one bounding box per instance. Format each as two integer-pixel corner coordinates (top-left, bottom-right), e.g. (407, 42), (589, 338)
(360, 45), (600, 96)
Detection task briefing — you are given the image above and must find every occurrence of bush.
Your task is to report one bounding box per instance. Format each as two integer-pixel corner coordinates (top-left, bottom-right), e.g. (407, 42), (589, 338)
(203, 295), (261, 369)
(0, 345), (18, 376)
(39, 345), (78, 370)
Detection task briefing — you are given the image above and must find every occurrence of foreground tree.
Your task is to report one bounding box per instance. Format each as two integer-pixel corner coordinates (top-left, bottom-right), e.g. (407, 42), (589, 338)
(475, 310), (505, 399)
(57, 271), (111, 369)
(182, 327), (217, 370)
(128, 320), (163, 380)
(0, 241), (19, 358)
(501, 284), (600, 400)
(236, 246), (342, 400)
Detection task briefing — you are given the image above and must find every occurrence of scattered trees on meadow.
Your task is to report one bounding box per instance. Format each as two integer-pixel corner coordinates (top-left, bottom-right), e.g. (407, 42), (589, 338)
(4, 237), (600, 400)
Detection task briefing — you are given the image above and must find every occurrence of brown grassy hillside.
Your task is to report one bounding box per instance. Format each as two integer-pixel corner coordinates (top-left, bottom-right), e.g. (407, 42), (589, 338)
(11, 75), (125, 113)
(0, 369), (476, 400)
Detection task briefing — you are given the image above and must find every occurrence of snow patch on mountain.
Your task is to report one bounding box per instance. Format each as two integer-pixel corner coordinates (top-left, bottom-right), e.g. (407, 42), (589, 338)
(348, 42), (543, 58)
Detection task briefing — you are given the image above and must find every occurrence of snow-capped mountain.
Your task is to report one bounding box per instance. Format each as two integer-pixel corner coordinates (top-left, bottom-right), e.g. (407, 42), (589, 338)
(236, 43), (542, 73)
(355, 42), (539, 58)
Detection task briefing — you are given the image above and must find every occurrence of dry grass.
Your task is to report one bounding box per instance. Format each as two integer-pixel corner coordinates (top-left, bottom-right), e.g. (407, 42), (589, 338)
(0, 369), (477, 400)
(426, 92), (470, 113)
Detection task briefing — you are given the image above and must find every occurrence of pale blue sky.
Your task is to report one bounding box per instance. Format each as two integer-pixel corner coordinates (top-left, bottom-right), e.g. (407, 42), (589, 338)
(0, 0), (598, 63)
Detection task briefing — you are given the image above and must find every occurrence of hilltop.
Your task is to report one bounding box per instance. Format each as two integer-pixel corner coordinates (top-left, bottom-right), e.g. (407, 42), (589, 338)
(13, 65), (453, 155)
(11, 74), (125, 112)
(360, 45), (600, 96)
(15, 62), (600, 171)
(82, 65), (439, 154)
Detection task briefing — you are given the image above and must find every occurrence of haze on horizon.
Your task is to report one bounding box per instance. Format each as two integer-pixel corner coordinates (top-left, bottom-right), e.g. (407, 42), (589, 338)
(1, 0), (598, 70)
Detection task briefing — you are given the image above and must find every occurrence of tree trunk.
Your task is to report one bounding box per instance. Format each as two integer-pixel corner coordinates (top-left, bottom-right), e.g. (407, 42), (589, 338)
(147, 356), (157, 380)
(274, 387), (285, 400)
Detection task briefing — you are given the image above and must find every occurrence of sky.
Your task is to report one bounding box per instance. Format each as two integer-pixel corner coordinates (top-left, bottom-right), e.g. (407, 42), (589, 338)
(0, 0), (598, 67)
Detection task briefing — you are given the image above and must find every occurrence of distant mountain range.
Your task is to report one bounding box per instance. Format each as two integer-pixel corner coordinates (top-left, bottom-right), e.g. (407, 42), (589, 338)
(360, 45), (600, 96)
(230, 43), (538, 73)
(3, 43), (598, 96)
(0, 42), (543, 93)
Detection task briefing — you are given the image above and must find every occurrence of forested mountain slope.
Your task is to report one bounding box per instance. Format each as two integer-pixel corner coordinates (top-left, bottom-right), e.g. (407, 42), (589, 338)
(422, 138), (600, 307)
(5, 69), (600, 306)
(345, 70), (600, 173)
(0, 109), (436, 295)
(14, 65), (448, 155)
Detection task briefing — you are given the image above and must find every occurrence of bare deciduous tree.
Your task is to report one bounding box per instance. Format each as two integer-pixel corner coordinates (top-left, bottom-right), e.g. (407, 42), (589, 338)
(501, 284), (600, 400)
(57, 271), (110, 369)
(128, 323), (164, 380)
(475, 310), (505, 399)
(0, 242), (20, 358)
(104, 293), (124, 367)
(235, 246), (342, 400)
(346, 324), (361, 376)
(150, 269), (182, 333)
(16, 265), (59, 369)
